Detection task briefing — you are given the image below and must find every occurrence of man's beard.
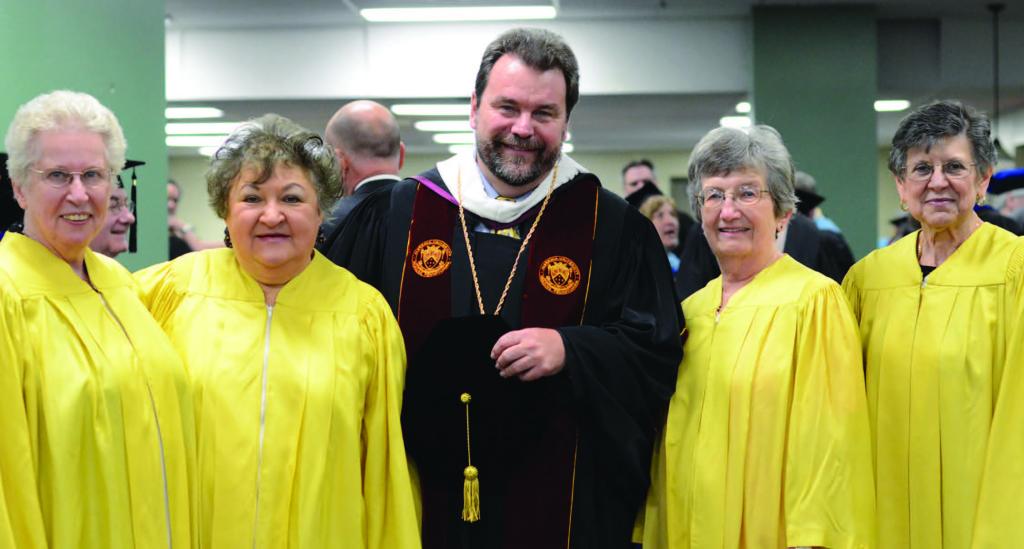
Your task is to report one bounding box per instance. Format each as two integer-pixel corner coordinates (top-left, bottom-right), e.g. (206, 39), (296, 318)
(477, 133), (561, 188)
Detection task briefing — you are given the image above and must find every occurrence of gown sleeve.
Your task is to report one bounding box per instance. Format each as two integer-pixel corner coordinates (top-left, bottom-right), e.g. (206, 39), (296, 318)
(840, 262), (864, 320)
(970, 240), (1024, 548)
(556, 209), (683, 518)
(359, 290), (421, 549)
(0, 280), (47, 548)
(133, 259), (185, 323)
(784, 282), (875, 548)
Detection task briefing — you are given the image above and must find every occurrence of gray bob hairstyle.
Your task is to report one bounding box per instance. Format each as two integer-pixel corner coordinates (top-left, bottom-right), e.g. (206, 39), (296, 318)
(206, 114), (341, 218)
(888, 100), (996, 180)
(687, 125), (798, 222)
(4, 90), (126, 187)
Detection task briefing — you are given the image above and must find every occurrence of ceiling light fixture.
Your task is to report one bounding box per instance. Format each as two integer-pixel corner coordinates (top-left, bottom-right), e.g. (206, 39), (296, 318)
(448, 144), (476, 155)
(198, 146), (220, 157)
(166, 122), (242, 135)
(361, 6), (556, 23)
(720, 116), (751, 129)
(392, 104), (470, 116)
(735, 101), (751, 114)
(165, 107), (224, 119)
(873, 100), (910, 112)
(166, 135), (230, 148)
(414, 120), (473, 132)
(432, 132), (476, 144)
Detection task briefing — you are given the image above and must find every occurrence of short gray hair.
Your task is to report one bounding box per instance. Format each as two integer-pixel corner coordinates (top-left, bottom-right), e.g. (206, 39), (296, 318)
(4, 90), (126, 187)
(687, 125), (797, 222)
(207, 114), (340, 218)
(888, 100), (996, 180)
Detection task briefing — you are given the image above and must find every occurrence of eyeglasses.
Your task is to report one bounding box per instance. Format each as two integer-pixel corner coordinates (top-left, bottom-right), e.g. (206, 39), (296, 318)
(905, 160), (976, 184)
(30, 167), (110, 188)
(109, 196), (134, 213)
(698, 184), (771, 209)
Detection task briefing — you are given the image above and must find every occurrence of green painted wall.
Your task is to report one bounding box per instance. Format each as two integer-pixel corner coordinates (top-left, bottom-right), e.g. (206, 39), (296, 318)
(0, 0), (167, 270)
(752, 6), (878, 258)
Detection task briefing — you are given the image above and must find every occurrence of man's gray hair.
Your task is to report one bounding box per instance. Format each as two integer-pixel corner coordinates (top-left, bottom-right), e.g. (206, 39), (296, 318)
(687, 125), (797, 222)
(888, 100), (996, 180)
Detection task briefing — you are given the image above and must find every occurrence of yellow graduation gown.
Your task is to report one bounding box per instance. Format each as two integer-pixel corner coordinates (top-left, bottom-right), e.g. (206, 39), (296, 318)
(0, 232), (195, 549)
(643, 255), (875, 549)
(135, 248), (419, 549)
(973, 238), (1024, 548)
(842, 223), (1024, 549)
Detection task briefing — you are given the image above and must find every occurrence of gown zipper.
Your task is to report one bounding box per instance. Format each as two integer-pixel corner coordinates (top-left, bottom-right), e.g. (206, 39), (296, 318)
(251, 305), (274, 549)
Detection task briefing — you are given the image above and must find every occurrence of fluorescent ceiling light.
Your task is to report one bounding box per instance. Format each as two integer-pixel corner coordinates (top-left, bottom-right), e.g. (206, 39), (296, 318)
(198, 146), (220, 157)
(414, 120), (472, 132)
(433, 132), (476, 144)
(392, 103), (470, 116)
(720, 116), (751, 129)
(448, 144), (475, 155)
(562, 142), (574, 153)
(165, 107), (224, 119)
(735, 101), (751, 114)
(362, 6), (556, 23)
(874, 99), (910, 112)
(166, 122), (242, 135)
(166, 135), (229, 148)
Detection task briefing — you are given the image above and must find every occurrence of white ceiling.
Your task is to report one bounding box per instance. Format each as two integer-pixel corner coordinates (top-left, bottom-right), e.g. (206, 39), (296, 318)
(163, 0), (1024, 157)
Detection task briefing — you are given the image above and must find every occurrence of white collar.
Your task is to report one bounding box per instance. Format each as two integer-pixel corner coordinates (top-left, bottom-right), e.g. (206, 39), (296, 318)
(352, 173), (401, 193)
(435, 151), (587, 223)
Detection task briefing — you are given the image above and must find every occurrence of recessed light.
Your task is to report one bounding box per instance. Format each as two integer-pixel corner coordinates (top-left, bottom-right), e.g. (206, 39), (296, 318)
(432, 133), (476, 144)
(166, 135), (230, 147)
(735, 101), (751, 114)
(165, 107), (224, 119)
(874, 99), (910, 112)
(720, 116), (751, 129)
(362, 6), (556, 23)
(414, 120), (473, 132)
(392, 104), (470, 116)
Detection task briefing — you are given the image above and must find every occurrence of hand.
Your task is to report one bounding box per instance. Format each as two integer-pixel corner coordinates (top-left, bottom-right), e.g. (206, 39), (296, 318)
(491, 328), (566, 382)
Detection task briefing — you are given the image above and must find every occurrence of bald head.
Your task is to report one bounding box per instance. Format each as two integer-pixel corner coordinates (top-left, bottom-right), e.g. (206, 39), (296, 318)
(325, 100), (404, 194)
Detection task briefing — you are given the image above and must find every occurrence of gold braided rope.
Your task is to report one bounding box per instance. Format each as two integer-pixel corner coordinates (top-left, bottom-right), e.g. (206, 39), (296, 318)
(456, 161), (560, 316)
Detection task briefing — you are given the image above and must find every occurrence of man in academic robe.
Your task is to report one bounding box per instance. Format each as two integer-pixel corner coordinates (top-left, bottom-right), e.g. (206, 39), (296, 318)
(322, 28), (682, 549)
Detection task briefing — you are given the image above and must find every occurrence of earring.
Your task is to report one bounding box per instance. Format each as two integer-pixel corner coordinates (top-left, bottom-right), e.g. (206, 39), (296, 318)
(223, 227), (233, 248)
(977, 194), (987, 206)
(316, 227), (326, 247)
(899, 201), (909, 212)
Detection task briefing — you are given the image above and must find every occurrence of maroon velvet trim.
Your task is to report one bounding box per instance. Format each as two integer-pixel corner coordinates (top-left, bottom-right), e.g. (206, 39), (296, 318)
(396, 183), (456, 357)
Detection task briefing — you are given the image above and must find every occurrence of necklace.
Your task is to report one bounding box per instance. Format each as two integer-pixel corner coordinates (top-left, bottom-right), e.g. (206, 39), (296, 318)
(456, 162), (559, 315)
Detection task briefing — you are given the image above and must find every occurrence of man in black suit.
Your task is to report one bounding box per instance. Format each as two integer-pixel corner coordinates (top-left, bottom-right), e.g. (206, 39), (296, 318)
(321, 100), (405, 233)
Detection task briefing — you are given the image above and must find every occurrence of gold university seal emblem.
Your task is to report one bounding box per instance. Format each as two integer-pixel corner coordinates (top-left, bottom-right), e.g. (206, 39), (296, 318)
(411, 239), (452, 278)
(538, 256), (581, 295)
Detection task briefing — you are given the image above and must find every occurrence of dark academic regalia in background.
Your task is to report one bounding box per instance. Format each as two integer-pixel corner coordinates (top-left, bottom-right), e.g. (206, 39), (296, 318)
(0, 153), (20, 235)
(317, 178), (399, 284)
(324, 166), (682, 549)
(676, 212), (854, 300)
(624, 180), (696, 257)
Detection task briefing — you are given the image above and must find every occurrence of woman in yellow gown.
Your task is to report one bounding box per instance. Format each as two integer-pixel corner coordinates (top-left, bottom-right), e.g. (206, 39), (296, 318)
(0, 91), (194, 548)
(642, 125), (875, 549)
(842, 100), (1024, 549)
(135, 114), (419, 548)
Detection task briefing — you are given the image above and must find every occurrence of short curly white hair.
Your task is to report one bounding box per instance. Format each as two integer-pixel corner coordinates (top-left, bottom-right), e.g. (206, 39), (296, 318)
(4, 90), (126, 187)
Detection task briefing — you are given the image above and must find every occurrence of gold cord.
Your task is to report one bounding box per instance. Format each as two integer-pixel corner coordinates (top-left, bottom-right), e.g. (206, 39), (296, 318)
(460, 392), (480, 522)
(456, 162), (560, 316)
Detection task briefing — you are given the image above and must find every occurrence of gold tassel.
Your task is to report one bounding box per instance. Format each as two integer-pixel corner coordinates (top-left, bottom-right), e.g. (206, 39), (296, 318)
(462, 465), (480, 522)
(460, 392), (480, 522)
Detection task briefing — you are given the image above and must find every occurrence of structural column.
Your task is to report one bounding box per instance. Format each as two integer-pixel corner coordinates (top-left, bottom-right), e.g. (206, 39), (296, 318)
(752, 6), (878, 257)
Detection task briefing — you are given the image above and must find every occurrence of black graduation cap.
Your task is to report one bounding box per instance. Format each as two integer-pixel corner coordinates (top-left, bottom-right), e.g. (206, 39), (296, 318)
(794, 188), (825, 216)
(624, 179), (663, 209)
(989, 168), (1024, 196)
(401, 315), (560, 520)
(0, 153), (23, 233)
(117, 159), (145, 253)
